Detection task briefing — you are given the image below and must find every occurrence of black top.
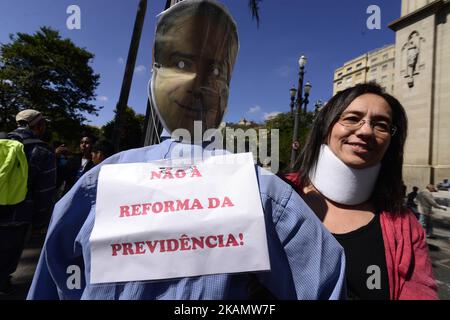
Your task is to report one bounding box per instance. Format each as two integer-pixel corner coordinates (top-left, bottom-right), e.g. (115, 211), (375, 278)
(333, 214), (390, 300)
(407, 191), (418, 208)
(60, 154), (95, 195)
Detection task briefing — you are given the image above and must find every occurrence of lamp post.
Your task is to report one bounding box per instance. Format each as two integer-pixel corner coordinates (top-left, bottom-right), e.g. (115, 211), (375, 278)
(289, 86), (297, 115)
(290, 55), (311, 169)
(302, 81), (312, 114)
(313, 99), (323, 118)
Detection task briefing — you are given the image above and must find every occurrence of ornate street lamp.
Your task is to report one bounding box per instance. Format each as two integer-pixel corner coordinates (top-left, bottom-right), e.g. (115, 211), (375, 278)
(303, 81), (312, 114)
(290, 55), (310, 169)
(314, 99), (323, 117)
(289, 86), (297, 115)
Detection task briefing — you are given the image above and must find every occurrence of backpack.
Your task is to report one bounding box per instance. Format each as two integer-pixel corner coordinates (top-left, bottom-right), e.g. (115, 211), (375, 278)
(0, 136), (44, 205)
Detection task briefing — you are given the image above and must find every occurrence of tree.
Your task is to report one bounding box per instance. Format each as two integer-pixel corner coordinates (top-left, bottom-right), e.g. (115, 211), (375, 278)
(0, 78), (16, 131)
(264, 111), (315, 173)
(103, 106), (145, 151)
(0, 27), (100, 138)
(248, 0), (263, 27)
(220, 110), (314, 174)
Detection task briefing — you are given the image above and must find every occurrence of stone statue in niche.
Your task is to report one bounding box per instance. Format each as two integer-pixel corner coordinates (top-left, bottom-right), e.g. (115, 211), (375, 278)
(401, 31), (425, 88)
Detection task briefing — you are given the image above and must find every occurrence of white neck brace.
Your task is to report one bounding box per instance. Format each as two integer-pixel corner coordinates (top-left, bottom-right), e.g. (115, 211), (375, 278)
(309, 144), (381, 205)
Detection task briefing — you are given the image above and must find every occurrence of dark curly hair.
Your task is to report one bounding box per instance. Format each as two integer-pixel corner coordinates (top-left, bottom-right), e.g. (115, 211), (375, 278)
(296, 83), (408, 214)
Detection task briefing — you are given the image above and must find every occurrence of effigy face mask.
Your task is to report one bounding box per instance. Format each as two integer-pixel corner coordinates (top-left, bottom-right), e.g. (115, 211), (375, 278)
(150, 0), (239, 141)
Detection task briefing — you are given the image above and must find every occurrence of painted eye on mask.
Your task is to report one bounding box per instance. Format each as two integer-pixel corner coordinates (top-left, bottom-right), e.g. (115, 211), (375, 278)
(174, 59), (195, 72)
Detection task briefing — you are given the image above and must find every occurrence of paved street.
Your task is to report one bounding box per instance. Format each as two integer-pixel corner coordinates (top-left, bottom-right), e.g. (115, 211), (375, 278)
(426, 193), (450, 300)
(2, 202), (450, 300)
(0, 231), (45, 300)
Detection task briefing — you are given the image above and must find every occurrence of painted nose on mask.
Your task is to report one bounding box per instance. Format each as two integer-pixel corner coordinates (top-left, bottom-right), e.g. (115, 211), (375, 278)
(190, 68), (210, 92)
(187, 71), (215, 98)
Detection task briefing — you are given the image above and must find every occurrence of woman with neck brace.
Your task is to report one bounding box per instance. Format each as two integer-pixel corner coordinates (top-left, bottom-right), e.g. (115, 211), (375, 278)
(285, 83), (438, 300)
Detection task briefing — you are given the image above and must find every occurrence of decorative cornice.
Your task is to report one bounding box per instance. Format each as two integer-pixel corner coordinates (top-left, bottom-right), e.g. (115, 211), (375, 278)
(388, 0), (448, 31)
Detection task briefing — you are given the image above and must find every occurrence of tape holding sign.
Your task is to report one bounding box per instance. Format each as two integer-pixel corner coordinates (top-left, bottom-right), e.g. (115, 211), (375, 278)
(89, 153), (270, 284)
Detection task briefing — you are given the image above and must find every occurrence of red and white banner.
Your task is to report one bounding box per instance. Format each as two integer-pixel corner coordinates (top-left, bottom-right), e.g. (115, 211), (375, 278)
(90, 153), (270, 284)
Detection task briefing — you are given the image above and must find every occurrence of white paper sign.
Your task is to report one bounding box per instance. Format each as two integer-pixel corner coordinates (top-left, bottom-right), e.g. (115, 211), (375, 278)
(90, 153), (270, 284)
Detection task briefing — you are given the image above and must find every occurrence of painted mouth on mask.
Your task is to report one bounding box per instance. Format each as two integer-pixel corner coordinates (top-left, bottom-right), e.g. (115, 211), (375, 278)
(174, 100), (207, 113)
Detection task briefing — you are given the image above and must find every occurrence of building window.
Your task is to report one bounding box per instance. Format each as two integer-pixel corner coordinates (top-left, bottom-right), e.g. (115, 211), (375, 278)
(383, 53), (389, 60)
(337, 72), (343, 77)
(337, 81), (342, 85)
(356, 63), (362, 68)
(346, 77), (352, 83)
(371, 58), (378, 64)
(382, 64), (388, 71)
(371, 67), (377, 73)
(347, 67), (352, 72)
(355, 72), (362, 79)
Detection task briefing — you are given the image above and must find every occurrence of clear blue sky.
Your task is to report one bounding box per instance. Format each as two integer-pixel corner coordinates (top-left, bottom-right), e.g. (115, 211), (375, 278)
(0, 0), (401, 127)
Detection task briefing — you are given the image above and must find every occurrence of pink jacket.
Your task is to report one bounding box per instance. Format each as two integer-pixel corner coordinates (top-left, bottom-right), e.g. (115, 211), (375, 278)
(284, 172), (438, 300)
(380, 210), (438, 299)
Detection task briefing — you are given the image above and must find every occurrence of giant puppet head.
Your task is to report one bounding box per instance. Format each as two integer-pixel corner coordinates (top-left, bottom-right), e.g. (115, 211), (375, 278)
(150, 0), (239, 140)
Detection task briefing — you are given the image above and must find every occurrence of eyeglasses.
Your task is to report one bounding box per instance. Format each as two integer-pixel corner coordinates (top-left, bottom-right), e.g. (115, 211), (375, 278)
(338, 115), (397, 136)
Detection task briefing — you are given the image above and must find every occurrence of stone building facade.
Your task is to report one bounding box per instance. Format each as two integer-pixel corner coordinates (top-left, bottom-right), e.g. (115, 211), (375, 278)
(389, 0), (450, 188)
(333, 45), (396, 95)
(333, 0), (449, 188)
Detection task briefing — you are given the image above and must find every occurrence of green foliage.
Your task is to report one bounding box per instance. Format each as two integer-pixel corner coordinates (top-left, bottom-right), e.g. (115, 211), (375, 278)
(264, 112), (294, 172)
(45, 123), (102, 153)
(223, 111), (316, 174)
(0, 27), (100, 141)
(102, 106), (145, 152)
(0, 78), (16, 131)
(265, 111), (315, 172)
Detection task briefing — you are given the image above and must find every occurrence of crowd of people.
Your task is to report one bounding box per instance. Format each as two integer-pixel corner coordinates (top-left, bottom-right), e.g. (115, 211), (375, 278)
(0, 110), (114, 295)
(1, 0), (448, 300)
(406, 184), (448, 238)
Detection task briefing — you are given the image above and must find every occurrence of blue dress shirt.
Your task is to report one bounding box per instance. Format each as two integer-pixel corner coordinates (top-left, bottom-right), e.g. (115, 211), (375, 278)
(27, 139), (346, 300)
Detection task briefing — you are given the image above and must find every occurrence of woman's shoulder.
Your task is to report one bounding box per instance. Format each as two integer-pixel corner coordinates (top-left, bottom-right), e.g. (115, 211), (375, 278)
(282, 172), (301, 188)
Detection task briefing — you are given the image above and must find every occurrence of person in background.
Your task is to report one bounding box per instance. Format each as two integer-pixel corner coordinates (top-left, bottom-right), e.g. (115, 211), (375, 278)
(58, 134), (96, 196)
(91, 140), (114, 166)
(285, 83), (438, 300)
(406, 186), (420, 220)
(54, 142), (70, 200)
(1, 109), (56, 295)
(416, 184), (447, 238)
(437, 178), (450, 191)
